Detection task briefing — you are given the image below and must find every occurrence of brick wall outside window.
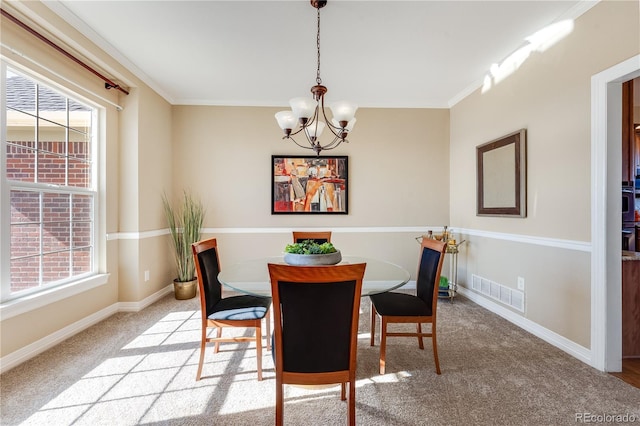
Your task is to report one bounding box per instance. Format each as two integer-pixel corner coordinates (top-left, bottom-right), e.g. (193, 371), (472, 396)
(4, 68), (96, 297)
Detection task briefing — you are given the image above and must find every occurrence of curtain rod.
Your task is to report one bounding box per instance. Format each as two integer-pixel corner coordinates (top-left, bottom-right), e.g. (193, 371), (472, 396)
(2, 43), (124, 111)
(1, 8), (129, 95)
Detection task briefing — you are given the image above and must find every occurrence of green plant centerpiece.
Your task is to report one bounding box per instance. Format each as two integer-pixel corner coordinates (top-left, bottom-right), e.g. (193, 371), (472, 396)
(283, 240), (342, 266)
(162, 190), (205, 299)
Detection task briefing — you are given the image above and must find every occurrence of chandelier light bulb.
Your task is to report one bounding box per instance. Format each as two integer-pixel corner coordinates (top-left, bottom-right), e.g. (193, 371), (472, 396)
(275, 111), (298, 132)
(307, 121), (325, 138)
(329, 101), (358, 124)
(289, 97), (316, 121)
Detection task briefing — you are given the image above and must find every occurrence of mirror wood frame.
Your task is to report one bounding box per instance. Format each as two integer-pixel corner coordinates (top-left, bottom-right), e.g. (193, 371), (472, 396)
(476, 129), (527, 217)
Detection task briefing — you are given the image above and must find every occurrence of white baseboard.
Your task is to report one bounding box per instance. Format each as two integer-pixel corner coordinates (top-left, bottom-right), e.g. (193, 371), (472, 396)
(0, 284), (174, 374)
(376, 281), (591, 367)
(118, 284), (174, 312)
(457, 287), (591, 366)
(387, 280), (591, 368)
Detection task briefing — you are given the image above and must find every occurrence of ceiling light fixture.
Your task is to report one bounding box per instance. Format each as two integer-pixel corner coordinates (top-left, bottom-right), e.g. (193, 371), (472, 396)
(275, 0), (357, 156)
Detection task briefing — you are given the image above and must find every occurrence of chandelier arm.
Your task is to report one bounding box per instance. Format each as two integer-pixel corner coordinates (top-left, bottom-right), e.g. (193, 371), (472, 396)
(307, 105), (320, 128)
(288, 127), (307, 138)
(313, 138), (342, 156)
(321, 135), (344, 150)
(322, 119), (347, 140)
(325, 121), (344, 132)
(320, 144), (341, 151)
(302, 127), (320, 150)
(320, 113), (345, 138)
(318, 94), (346, 138)
(288, 104), (320, 139)
(300, 105), (322, 148)
(285, 135), (316, 151)
(302, 127), (312, 145)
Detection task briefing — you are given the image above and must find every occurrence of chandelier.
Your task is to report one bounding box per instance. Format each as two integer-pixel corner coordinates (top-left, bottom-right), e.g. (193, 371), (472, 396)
(275, 0), (357, 156)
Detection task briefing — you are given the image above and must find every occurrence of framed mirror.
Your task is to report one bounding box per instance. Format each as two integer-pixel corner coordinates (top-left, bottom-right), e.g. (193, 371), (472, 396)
(476, 129), (527, 217)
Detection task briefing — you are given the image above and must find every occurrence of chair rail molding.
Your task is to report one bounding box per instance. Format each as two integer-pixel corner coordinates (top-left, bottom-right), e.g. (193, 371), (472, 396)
(106, 226), (593, 253)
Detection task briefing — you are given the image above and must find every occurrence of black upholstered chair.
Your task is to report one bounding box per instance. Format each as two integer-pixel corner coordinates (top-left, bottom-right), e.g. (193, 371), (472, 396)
(369, 238), (447, 375)
(192, 237), (272, 381)
(267, 263), (366, 426)
(292, 231), (332, 244)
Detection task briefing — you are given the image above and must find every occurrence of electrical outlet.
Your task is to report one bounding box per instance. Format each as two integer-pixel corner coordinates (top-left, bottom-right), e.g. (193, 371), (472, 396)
(517, 276), (525, 291)
(144, 270), (150, 282)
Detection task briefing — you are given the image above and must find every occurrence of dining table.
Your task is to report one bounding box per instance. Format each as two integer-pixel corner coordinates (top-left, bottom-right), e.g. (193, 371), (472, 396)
(218, 255), (411, 297)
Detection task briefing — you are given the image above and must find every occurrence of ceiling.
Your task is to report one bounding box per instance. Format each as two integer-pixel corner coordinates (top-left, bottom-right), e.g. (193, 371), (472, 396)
(44, 0), (598, 108)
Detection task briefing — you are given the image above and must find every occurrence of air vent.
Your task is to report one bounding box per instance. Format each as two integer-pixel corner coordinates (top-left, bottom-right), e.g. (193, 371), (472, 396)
(471, 274), (525, 312)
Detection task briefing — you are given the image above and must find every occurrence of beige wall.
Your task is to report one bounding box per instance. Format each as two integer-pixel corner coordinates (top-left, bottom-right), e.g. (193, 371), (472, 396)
(139, 85), (174, 232)
(171, 105), (450, 274)
(172, 106), (450, 228)
(118, 84), (174, 302)
(450, 0), (639, 347)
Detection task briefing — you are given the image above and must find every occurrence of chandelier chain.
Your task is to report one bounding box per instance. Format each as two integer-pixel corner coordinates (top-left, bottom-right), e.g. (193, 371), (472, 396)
(316, 6), (322, 85)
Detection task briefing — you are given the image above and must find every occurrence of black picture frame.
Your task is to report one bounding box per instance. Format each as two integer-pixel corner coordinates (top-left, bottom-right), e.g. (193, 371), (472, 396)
(271, 155), (348, 214)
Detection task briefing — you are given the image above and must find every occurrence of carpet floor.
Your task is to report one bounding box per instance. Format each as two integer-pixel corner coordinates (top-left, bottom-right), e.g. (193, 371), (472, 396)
(1, 292), (639, 425)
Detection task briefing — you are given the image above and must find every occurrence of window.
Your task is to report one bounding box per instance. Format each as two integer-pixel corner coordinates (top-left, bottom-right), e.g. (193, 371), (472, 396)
(2, 66), (98, 302)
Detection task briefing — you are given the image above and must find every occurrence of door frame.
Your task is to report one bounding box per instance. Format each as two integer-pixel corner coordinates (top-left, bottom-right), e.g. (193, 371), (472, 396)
(591, 54), (640, 372)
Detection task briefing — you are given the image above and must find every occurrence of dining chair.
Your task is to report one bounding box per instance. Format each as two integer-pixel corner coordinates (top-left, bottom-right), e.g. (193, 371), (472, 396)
(369, 238), (447, 375)
(292, 231), (332, 244)
(192, 237), (272, 381)
(267, 262), (366, 426)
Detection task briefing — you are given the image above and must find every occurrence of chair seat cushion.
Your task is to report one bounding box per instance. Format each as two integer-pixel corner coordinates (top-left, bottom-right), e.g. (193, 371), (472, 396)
(209, 295), (272, 320)
(370, 292), (432, 317)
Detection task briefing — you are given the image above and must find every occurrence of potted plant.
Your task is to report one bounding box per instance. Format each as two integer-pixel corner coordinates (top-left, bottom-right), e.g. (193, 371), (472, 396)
(283, 240), (342, 266)
(162, 190), (205, 299)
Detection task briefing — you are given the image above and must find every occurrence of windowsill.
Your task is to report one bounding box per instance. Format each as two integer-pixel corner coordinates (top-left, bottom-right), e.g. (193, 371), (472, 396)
(0, 274), (110, 320)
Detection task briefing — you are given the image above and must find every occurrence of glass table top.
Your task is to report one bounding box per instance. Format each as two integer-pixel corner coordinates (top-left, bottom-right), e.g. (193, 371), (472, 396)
(218, 255), (411, 297)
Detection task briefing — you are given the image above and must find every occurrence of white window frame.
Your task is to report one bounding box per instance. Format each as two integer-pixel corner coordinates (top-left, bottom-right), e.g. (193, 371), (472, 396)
(0, 61), (107, 315)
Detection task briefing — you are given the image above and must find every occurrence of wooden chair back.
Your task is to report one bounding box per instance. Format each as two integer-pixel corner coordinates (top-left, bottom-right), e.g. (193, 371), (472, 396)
(416, 238), (448, 314)
(292, 231), (332, 244)
(268, 262), (366, 426)
(192, 237), (223, 312)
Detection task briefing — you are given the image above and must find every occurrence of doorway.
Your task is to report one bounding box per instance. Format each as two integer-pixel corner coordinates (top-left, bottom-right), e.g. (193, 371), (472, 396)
(591, 54), (640, 373)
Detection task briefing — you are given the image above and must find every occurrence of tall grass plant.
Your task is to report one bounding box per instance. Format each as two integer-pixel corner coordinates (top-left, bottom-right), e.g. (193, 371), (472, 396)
(162, 191), (205, 282)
